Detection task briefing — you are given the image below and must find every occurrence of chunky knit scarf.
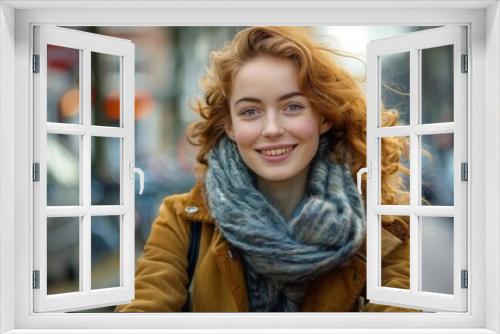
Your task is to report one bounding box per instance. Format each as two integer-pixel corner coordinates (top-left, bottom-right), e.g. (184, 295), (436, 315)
(205, 136), (365, 312)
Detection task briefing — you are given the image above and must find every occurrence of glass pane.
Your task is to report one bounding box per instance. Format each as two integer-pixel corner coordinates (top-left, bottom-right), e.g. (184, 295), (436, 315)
(91, 137), (121, 205)
(421, 216), (454, 294)
(380, 136), (410, 205)
(421, 45), (454, 124)
(91, 52), (121, 127)
(421, 134), (454, 206)
(47, 45), (80, 124)
(91, 216), (120, 289)
(380, 215), (410, 289)
(380, 52), (410, 127)
(47, 217), (80, 294)
(47, 134), (80, 206)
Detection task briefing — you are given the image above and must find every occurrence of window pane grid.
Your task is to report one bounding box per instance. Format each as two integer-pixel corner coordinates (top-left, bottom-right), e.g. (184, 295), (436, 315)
(369, 28), (467, 311)
(376, 53), (456, 292)
(44, 45), (125, 296)
(46, 50), (124, 211)
(34, 25), (135, 313)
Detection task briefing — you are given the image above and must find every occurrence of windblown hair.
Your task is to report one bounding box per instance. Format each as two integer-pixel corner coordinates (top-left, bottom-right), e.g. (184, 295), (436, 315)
(187, 26), (410, 236)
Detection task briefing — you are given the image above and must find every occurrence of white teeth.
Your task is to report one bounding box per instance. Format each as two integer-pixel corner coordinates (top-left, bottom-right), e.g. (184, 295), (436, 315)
(261, 146), (294, 156)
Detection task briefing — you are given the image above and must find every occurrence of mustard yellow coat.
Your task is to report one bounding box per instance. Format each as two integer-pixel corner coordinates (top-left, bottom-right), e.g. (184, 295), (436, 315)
(115, 181), (412, 312)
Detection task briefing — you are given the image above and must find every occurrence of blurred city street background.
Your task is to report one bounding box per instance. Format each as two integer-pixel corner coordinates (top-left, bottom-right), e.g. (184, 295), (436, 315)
(44, 26), (454, 312)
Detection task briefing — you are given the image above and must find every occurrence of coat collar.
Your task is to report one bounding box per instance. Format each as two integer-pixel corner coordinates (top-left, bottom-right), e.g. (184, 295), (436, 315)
(178, 178), (216, 224)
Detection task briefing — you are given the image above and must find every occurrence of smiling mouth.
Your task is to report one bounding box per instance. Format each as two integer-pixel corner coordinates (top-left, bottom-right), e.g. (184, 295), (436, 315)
(257, 145), (297, 157)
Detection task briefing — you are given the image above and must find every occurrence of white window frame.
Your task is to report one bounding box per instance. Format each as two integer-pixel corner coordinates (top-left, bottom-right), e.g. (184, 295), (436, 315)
(33, 26), (136, 312)
(366, 26), (468, 312)
(0, 1), (499, 334)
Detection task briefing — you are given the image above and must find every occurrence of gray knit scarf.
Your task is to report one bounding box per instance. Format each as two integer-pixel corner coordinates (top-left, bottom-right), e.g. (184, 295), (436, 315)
(205, 135), (365, 312)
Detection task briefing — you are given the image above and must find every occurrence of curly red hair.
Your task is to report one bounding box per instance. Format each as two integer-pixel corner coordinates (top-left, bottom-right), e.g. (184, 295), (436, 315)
(187, 26), (410, 235)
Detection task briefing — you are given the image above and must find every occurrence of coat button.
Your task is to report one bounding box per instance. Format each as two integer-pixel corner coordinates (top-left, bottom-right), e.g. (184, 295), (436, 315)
(185, 206), (199, 214)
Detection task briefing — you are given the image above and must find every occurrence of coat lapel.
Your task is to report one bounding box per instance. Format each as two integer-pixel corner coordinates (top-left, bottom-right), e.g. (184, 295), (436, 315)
(178, 179), (215, 224)
(212, 229), (249, 311)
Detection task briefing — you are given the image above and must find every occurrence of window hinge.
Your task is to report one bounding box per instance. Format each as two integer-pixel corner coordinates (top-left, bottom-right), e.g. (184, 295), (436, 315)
(461, 54), (468, 73)
(32, 270), (40, 289)
(32, 55), (40, 73)
(461, 162), (468, 181)
(461, 269), (468, 289)
(32, 163), (40, 182)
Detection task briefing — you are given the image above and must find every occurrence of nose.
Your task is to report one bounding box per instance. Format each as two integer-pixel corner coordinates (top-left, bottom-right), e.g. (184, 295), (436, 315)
(261, 112), (285, 137)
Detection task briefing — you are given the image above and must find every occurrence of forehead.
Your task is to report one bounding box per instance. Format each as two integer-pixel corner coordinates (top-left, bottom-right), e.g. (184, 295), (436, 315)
(231, 56), (300, 100)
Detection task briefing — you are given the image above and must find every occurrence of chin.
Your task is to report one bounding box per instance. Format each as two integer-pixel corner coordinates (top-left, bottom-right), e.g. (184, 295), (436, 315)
(255, 169), (297, 183)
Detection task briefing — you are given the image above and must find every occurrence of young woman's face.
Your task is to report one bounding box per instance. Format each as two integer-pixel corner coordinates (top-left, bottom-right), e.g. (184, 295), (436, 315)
(226, 56), (331, 183)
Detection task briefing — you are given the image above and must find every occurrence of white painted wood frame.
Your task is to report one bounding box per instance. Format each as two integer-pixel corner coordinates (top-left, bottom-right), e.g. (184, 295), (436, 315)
(366, 25), (467, 312)
(32, 26), (135, 312)
(0, 1), (499, 334)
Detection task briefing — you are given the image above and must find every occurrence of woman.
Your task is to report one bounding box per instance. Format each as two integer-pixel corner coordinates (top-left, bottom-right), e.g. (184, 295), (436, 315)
(115, 26), (411, 312)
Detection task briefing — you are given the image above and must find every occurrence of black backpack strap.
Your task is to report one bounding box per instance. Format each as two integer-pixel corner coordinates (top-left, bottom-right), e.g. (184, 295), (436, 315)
(181, 221), (201, 312)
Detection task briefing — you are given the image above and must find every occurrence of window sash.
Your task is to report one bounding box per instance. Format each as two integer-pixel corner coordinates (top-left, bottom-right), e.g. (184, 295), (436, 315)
(32, 25), (136, 312)
(366, 25), (468, 312)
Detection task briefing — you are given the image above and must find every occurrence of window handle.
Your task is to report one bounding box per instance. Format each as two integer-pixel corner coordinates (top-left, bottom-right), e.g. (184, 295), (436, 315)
(356, 163), (371, 195)
(129, 162), (145, 195)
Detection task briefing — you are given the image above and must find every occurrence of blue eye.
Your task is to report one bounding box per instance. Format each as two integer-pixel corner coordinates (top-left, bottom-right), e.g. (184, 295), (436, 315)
(285, 104), (304, 112)
(240, 108), (259, 118)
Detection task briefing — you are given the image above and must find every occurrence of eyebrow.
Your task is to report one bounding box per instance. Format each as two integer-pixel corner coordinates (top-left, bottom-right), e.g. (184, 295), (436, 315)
(234, 91), (304, 106)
